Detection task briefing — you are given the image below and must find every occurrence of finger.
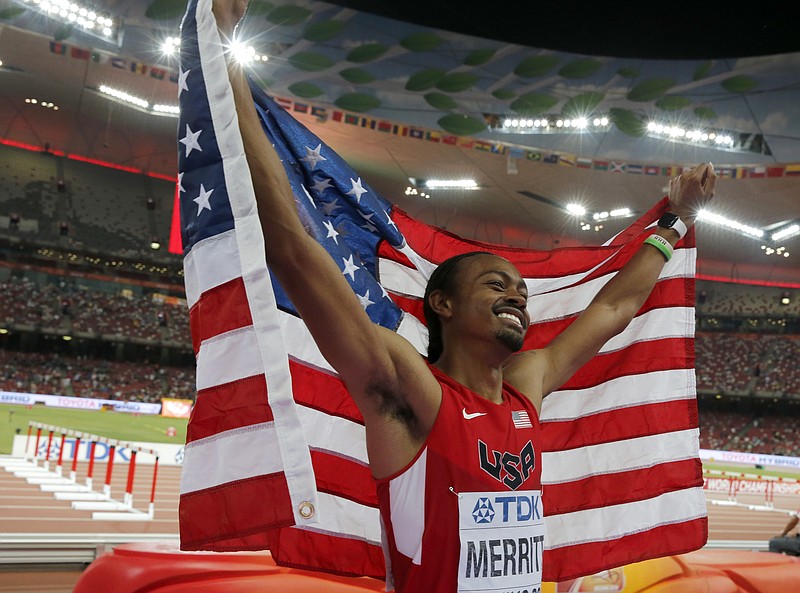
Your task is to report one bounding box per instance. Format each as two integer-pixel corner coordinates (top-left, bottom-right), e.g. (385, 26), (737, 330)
(705, 169), (717, 197)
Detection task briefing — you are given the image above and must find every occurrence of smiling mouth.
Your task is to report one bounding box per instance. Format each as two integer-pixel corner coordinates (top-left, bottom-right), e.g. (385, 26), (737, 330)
(497, 311), (524, 329)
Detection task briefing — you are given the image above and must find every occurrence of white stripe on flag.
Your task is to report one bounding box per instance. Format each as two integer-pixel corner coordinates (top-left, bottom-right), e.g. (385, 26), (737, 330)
(598, 307), (693, 354)
(180, 422), (283, 494)
(184, 229), (240, 308)
(196, 326), (262, 391)
(294, 491), (383, 546)
(542, 368), (696, 422)
(541, 428), (700, 484)
(544, 487), (707, 549)
(280, 309), (429, 374)
(298, 405), (369, 465)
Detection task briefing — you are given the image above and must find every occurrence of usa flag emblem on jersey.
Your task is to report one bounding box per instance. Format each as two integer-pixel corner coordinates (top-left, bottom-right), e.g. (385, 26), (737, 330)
(177, 0), (707, 582)
(512, 410), (534, 429)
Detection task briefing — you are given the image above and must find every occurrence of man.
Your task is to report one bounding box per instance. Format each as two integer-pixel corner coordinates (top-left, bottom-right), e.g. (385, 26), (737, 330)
(211, 1), (716, 590)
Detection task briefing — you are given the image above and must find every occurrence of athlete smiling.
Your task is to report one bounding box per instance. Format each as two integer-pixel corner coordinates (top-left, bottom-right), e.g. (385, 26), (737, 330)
(212, 1), (716, 590)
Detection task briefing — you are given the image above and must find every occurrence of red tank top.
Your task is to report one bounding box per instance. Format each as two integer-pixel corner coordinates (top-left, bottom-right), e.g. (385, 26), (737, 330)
(375, 365), (544, 593)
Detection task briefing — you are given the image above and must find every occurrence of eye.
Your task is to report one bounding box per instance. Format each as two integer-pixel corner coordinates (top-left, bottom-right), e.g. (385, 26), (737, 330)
(487, 280), (504, 289)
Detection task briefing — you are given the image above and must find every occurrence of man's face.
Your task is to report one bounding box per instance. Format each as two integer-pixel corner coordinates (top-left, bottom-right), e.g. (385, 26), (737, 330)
(450, 254), (530, 353)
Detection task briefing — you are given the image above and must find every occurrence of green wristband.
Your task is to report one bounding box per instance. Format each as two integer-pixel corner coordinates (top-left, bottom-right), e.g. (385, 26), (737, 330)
(644, 234), (673, 262)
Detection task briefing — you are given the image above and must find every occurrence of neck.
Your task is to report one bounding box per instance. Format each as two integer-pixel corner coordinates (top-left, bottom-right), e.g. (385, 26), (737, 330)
(434, 346), (506, 403)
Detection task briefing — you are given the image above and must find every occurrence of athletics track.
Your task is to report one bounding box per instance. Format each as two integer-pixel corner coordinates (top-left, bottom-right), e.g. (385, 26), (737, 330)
(2, 457), (800, 592)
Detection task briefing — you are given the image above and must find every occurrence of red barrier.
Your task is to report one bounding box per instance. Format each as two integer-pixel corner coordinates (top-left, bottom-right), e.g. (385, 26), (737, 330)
(73, 543), (800, 593)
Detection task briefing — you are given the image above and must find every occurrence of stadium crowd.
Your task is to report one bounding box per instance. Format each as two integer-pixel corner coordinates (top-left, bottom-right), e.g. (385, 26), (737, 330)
(0, 276), (190, 344)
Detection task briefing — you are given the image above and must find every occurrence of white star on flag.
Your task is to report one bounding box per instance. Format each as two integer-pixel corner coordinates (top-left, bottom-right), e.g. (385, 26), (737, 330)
(310, 177), (333, 197)
(384, 210), (398, 229)
(193, 183), (214, 215)
(321, 198), (340, 216)
(341, 255), (360, 281)
(178, 67), (190, 95)
(346, 177), (368, 203)
(180, 124), (203, 157)
(178, 171), (185, 193)
(301, 144), (327, 170)
(356, 290), (374, 310)
(359, 211), (377, 232)
(322, 220), (339, 244)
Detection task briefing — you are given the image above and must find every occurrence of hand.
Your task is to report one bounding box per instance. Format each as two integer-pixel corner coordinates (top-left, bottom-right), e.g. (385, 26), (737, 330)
(668, 163), (716, 226)
(212, 0), (249, 38)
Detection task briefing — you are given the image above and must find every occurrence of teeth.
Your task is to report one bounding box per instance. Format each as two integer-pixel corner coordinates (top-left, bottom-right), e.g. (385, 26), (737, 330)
(497, 312), (522, 327)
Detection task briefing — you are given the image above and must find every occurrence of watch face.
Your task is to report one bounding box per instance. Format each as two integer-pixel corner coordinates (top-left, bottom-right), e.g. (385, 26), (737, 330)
(659, 213), (679, 228)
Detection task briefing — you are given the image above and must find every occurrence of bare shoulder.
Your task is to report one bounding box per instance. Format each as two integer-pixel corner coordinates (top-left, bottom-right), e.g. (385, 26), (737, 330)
(502, 350), (548, 413)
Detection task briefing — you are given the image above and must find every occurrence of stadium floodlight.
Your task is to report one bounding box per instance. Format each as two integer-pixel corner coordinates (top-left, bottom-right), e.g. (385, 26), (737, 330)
(488, 113), (610, 135)
(772, 223), (800, 242)
(17, 0), (123, 45)
(424, 179), (478, 189)
(697, 209), (764, 238)
(566, 204), (586, 216)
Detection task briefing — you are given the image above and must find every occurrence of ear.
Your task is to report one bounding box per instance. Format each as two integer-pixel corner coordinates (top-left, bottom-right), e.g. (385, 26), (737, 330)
(427, 289), (453, 319)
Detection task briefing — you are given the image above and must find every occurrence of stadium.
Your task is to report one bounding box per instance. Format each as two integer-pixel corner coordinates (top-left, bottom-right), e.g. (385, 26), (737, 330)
(1, 0), (799, 591)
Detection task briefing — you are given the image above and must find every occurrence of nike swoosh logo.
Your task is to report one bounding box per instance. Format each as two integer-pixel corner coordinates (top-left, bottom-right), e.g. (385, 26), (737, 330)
(462, 408), (487, 420)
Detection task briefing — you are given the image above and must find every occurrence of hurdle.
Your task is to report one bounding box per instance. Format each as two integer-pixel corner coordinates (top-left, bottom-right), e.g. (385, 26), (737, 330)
(12, 422), (161, 521)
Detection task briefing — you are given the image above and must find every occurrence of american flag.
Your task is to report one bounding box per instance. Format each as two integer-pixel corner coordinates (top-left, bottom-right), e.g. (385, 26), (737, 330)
(512, 410), (533, 429)
(177, 0), (707, 583)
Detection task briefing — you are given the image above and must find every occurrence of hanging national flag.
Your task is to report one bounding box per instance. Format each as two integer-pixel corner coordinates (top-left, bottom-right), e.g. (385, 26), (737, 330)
(150, 67), (167, 80)
(644, 165), (660, 176)
(311, 105), (327, 118)
(49, 41), (67, 55)
(576, 157), (592, 169)
(767, 166), (784, 178)
(293, 102), (309, 114)
(627, 164), (643, 175)
(169, 70), (180, 83)
(785, 164), (800, 177)
(409, 128), (424, 139)
(543, 153), (560, 164)
(178, 0), (706, 584)
(592, 160), (609, 171)
(610, 161), (626, 173)
(345, 113), (360, 125)
(558, 154), (576, 167)
(130, 62), (148, 75)
(377, 121), (392, 133)
(111, 57), (127, 69)
(70, 47), (91, 60)
(749, 166), (766, 178)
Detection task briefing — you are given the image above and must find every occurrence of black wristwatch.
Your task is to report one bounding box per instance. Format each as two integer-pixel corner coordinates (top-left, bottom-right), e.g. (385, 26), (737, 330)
(657, 212), (687, 239)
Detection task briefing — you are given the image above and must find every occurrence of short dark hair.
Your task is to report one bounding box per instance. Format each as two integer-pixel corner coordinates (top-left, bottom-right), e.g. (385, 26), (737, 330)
(423, 251), (492, 363)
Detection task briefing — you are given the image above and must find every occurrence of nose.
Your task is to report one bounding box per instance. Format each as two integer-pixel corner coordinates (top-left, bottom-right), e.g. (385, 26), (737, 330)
(506, 291), (527, 309)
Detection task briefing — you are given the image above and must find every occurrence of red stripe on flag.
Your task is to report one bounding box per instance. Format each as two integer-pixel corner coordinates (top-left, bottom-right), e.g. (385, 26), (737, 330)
(187, 374), (273, 443)
(189, 277), (252, 353)
(180, 472), (294, 550)
(541, 400), (698, 452)
(542, 516), (708, 582)
(544, 458), (703, 516)
(311, 450), (378, 507)
(389, 208), (617, 277)
(563, 338), (693, 390)
(290, 361), (364, 424)
(266, 528), (386, 579)
(387, 292), (425, 325)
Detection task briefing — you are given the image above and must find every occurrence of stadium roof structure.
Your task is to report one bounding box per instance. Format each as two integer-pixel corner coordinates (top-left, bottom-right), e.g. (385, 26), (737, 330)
(0, 0), (798, 285)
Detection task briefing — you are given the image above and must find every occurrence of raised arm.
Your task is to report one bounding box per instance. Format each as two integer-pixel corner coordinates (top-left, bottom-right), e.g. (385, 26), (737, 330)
(211, 1), (439, 435)
(505, 163), (716, 402)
